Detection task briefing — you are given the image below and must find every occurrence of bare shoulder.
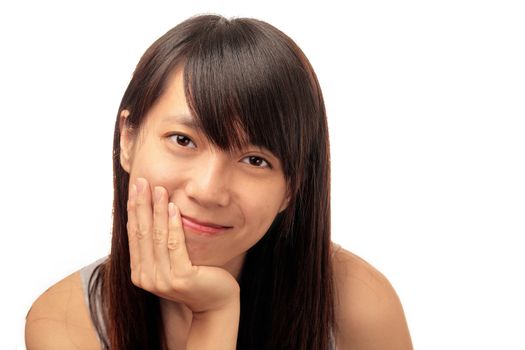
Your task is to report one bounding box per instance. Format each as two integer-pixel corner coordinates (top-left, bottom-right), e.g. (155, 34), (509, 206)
(331, 243), (413, 350)
(25, 270), (101, 350)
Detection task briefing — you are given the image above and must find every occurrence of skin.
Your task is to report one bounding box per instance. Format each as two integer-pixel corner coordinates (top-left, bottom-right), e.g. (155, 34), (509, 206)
(24, 250), (414, 349)
(119, 68), (291, 348)
(25, 68), (414, 349)
(119, 68), (290, 277)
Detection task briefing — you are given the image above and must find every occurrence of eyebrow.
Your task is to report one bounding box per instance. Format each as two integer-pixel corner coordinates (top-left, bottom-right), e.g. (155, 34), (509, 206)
(161, 114), (201, 130)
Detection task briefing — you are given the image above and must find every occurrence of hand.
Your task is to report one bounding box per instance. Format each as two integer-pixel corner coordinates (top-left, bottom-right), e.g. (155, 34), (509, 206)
(126, 177), (240, 314)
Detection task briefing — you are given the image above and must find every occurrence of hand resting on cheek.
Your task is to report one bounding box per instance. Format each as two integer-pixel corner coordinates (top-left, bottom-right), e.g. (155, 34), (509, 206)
(127, 177), (240, 314)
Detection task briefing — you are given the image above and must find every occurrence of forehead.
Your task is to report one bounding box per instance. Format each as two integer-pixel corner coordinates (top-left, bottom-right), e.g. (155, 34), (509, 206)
(149, 68), (190, 124)
(144, 68), (251, 149)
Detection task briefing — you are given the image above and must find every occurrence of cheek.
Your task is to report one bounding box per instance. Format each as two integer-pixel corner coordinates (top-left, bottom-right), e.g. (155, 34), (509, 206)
(236, 175), (287, 232)
(130, 150), (186, 189)
(242, 192), (283, 238)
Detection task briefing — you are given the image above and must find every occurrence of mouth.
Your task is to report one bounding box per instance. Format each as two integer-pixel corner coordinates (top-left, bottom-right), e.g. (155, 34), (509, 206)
(181, 215), (232, 236)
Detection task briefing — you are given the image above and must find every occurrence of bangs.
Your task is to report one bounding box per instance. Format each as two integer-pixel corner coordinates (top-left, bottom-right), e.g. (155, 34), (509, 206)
(181, 18), (306, 176)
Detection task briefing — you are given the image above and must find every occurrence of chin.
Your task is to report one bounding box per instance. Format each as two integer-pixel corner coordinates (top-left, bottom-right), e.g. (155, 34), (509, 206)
(185, 240), (217, 265)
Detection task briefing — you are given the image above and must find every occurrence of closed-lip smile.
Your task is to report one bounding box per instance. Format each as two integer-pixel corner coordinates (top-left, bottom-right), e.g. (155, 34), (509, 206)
(181, 215), (232, 235)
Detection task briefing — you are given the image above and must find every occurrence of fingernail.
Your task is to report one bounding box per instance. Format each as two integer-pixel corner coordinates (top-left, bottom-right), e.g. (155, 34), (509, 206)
(136, 178), (144, 194)
(154, 187), (163, 203)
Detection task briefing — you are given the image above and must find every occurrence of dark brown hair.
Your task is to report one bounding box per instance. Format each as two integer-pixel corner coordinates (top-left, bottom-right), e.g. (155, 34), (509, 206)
(89, 14), (334, 349)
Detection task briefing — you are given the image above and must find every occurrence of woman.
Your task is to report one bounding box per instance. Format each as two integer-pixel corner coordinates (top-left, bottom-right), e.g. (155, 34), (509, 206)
(25, 14), (412, 349)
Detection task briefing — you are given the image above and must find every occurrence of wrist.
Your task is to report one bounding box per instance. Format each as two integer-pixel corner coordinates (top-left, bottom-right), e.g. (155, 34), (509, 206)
(192, 294), (240, 321)
(186, 296), (240, 350)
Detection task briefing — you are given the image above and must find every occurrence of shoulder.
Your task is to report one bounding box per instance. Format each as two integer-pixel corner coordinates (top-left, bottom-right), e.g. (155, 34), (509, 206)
(331, 243), (413, 350)
(25, 270), (101, 350)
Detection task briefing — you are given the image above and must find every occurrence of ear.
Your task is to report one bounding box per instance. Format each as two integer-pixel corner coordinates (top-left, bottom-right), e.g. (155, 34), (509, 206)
(119, 110), (135, 173)
(278, 191), (291, 213)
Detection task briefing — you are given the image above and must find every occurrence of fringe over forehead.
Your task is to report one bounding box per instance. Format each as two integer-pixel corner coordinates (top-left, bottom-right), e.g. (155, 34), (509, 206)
(122, 15), (326, 197)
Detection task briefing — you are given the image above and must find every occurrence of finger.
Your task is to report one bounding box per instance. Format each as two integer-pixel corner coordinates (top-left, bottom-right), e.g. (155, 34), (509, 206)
(167, 203), (192, 273)
(152, 186), (171, 277)
(127, 183), (140, 271)
(135, 177), (154, 268)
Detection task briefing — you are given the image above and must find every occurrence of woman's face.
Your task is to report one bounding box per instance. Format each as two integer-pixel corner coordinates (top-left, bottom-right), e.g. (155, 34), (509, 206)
(119, 69), (289, 278)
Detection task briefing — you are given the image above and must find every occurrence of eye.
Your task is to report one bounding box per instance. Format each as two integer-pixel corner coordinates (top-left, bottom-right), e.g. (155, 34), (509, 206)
(241, 155), (272, 169)
(169, 134), (196, 149)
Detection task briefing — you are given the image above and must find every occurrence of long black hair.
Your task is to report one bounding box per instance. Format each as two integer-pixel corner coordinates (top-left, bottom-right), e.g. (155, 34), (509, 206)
(89, 14), (334, 349)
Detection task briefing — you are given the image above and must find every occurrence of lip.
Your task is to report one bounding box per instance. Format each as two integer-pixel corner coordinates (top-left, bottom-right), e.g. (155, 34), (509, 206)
(181, 215), (232, 236)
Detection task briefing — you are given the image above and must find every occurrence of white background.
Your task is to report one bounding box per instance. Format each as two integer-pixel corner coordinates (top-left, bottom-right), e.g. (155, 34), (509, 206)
(1, 1), (524, 349)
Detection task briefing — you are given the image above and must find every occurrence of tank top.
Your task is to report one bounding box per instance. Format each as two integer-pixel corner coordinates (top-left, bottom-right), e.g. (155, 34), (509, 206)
(79, 257), (108, 347)
(80, 257), (337, 349)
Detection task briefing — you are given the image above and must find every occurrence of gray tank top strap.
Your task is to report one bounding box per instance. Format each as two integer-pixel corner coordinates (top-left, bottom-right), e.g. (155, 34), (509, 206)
(329, 326), (337, 350)
(79, 256), (109, 346)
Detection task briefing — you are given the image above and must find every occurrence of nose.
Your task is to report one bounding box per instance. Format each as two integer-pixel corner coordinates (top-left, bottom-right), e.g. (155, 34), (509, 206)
(184, 153), (231, 208)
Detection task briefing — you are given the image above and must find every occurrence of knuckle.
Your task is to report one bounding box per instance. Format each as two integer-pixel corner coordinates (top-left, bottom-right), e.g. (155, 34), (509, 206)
(127, 199), (135, 210)
(126, 222), (135, 234)
(130, 271), (141, 287)
(139, 271), (153, 290)
(153, 228), (166, 244)
(153, 269), (169, 293)
(155, 280), (170, 295)
(136, 227), (148, 239)
(170, 277), (189, 292)
(167, 238), (180, 250)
